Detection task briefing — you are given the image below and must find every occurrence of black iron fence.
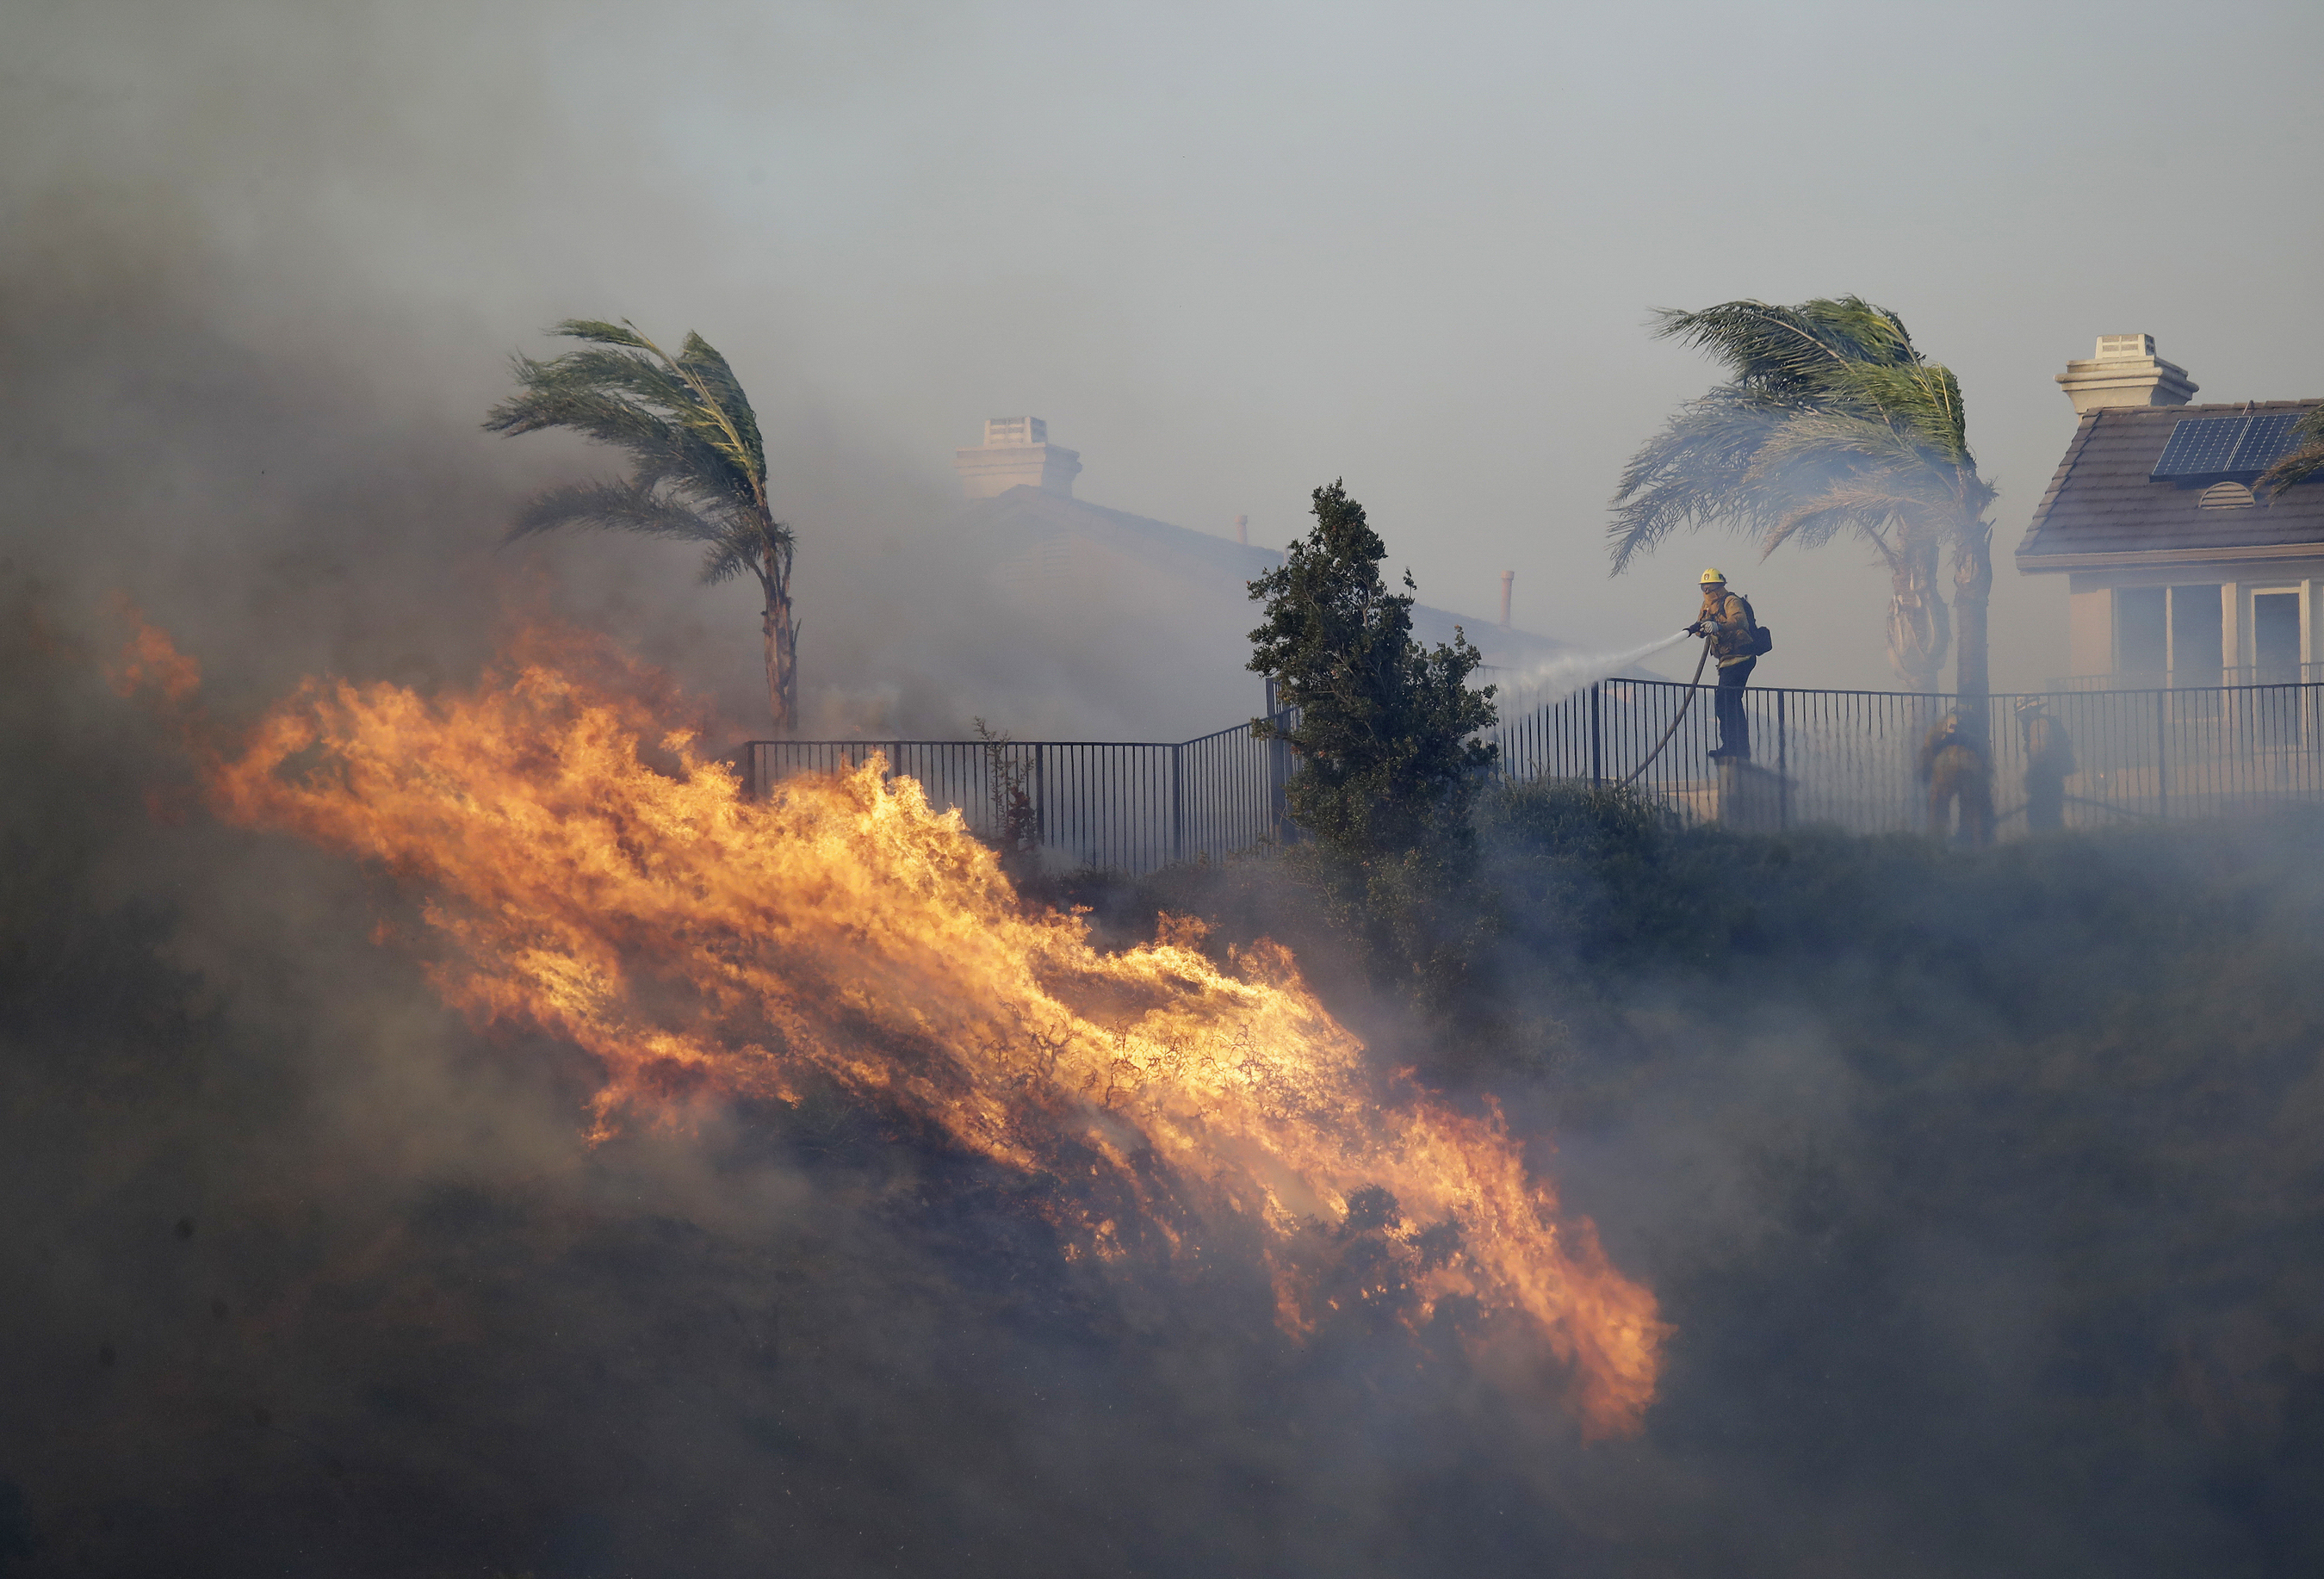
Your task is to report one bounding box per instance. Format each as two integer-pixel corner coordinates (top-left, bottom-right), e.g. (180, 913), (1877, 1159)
(1495, 678), (2324, 835)
(744, 720), (1294, 876)
(743, 678), (2324, 872)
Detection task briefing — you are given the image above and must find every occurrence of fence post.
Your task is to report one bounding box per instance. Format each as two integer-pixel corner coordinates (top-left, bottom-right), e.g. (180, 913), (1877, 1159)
(1171, 742), (1184, 865)
(2155, 688), (2168, 820)
(1776, 689), (1789, 830)
(1590, 683), (1602, 789)
(1034, 743), (1047, 847)
(1263, 682), (1292, 844)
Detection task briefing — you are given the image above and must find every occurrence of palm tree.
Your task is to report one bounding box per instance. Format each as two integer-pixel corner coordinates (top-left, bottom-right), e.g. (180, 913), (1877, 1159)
(1608, 297), (1998, 698)
(2259, 405), (2324, 498)
(486, 319), (798, 732)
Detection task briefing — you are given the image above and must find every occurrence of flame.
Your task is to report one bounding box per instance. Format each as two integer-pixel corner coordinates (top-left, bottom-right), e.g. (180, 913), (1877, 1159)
(105, 592), (201, 702)
(126, 618), (1666, 1433)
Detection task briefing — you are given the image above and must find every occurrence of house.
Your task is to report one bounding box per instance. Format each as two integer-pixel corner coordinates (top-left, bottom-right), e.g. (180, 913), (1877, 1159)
(2016, 337), (2323, 684)
(945, 418), (1572, 734)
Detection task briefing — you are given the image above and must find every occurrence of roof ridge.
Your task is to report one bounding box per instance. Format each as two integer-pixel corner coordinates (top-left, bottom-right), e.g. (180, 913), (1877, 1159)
(2121, 397), (2324, 415)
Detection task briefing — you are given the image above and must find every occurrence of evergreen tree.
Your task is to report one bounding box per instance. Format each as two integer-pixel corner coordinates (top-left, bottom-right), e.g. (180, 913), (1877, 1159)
(1247, 482), (1497, 997)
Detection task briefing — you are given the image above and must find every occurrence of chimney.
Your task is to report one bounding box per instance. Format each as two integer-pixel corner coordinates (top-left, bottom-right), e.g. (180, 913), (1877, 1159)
(953, 417), (1083, 498)
(1235, 514), (1249, 546)
(2056, 334), (2198, 413)
(1499, 570), (1514, 628)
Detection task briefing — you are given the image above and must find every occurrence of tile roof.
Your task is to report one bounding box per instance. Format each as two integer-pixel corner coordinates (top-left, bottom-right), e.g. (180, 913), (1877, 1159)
(2017, 399), (2324, 568)
(952, 484), (1573, 666)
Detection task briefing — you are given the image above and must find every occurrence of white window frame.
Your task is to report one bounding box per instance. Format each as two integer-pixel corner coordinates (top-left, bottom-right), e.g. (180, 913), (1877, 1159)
(2240, 580), (2312, 673)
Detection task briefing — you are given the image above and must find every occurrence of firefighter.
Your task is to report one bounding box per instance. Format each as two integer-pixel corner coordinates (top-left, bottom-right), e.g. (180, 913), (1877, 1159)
(1918, 709), (1993, 847)
(1687, 568), (1758, 760)
(2017, 696), (2075, 834)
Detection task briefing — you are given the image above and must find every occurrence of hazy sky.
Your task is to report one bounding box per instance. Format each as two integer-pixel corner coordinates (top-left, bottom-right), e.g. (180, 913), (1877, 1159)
(12, 0), (2324, 698)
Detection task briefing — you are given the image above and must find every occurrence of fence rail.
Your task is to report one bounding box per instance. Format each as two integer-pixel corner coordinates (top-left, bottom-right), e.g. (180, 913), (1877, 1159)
(745, 721), (1295, 876)
(2048, 664), (2324, 690)
(744, 679), (2324, 873)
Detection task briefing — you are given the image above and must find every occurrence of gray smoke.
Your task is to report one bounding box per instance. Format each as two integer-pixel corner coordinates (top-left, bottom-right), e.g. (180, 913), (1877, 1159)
(7, 5), (2324, 1576)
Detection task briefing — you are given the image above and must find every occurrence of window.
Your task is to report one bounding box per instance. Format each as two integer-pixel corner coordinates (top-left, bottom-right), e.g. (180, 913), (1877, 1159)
(2115, 585), (2225, 681)
(2169, 585), (2222, 683)
(2116, 587), (2165, 677)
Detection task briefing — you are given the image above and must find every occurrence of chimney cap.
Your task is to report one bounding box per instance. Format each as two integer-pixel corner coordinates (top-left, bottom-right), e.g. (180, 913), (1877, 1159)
(982, 416), (1046, 446)
(2057, 334), (2197, 412)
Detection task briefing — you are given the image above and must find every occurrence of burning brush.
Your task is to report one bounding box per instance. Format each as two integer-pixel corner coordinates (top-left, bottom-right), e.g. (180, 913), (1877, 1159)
(112, 616), (1667, 1435)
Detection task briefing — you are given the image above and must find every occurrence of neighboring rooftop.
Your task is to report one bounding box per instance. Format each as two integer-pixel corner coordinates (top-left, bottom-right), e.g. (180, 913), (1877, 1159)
(945, 419), (1571, 673)
(951, 480), (1571, 671)
(2017, 399), (2324, 570)
(956, 481), (1283, 591)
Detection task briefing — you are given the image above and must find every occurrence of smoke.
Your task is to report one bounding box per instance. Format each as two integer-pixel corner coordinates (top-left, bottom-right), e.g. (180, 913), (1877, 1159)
(8, 4), (2324, 1576)
(0, 0), (1274, 750)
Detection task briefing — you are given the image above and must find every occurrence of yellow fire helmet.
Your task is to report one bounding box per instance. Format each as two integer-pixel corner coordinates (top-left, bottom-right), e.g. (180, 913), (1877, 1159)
(1699, 567), (1727, 585)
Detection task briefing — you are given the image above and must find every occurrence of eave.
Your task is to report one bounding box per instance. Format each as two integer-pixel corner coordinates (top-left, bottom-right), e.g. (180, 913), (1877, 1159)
(2016, 540), (2324, 573)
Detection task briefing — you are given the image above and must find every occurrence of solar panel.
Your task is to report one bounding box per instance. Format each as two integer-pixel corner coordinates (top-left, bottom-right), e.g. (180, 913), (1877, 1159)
(2228, 412), (2305, 474)
(2150, 417), (2247, 480)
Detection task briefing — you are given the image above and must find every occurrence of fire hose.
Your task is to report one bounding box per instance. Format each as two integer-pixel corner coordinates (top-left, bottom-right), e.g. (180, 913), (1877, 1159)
(1617, 634), (1713, 788)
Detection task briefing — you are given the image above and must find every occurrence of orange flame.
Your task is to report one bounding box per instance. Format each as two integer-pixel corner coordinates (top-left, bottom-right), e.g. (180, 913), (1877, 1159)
(126, 618), (1666, 1433)
(105, 593), (201, 703)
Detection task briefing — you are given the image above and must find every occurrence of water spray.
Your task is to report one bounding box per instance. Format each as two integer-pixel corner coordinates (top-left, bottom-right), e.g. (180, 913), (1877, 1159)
(1496, 628), (1715, 787)
(1497, 629), (1695, 709)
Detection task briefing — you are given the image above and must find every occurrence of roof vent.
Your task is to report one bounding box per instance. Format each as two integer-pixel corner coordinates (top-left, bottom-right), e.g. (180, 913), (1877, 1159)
(954, 417), (1083, 499)
(2058, 334), (2198, 412)
(2198, 481), (2258, 510)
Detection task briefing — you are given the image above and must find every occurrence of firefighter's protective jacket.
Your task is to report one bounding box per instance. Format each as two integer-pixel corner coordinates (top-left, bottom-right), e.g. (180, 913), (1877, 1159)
(1698, 590), (1756, 666)
(1917, 718), (1990, 783)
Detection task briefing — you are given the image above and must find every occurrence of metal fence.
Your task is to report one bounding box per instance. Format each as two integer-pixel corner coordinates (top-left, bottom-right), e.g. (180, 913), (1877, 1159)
(1492, 678), (2324, 836)
(743, 679), (2324, 873)
(744, 721), (1294, 875)
(2048, 664), (2324, 690)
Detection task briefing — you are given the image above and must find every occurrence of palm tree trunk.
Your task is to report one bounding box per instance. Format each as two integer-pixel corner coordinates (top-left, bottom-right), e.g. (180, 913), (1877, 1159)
(1885, 540), (1950, 692)
(1951, 520), (1992, 707)
(761, 556), (796, 735)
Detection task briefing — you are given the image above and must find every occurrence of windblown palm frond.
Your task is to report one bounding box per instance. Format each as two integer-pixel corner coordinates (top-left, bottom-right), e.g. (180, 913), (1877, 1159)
(507, 479), (730, 544)
(486, 319), (800, 730)
(2259, 406), (2324, 497)
(1608, 296), (1998, 695)
(1762, 479), (1937, 558)
(485, 319), (785, 562)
